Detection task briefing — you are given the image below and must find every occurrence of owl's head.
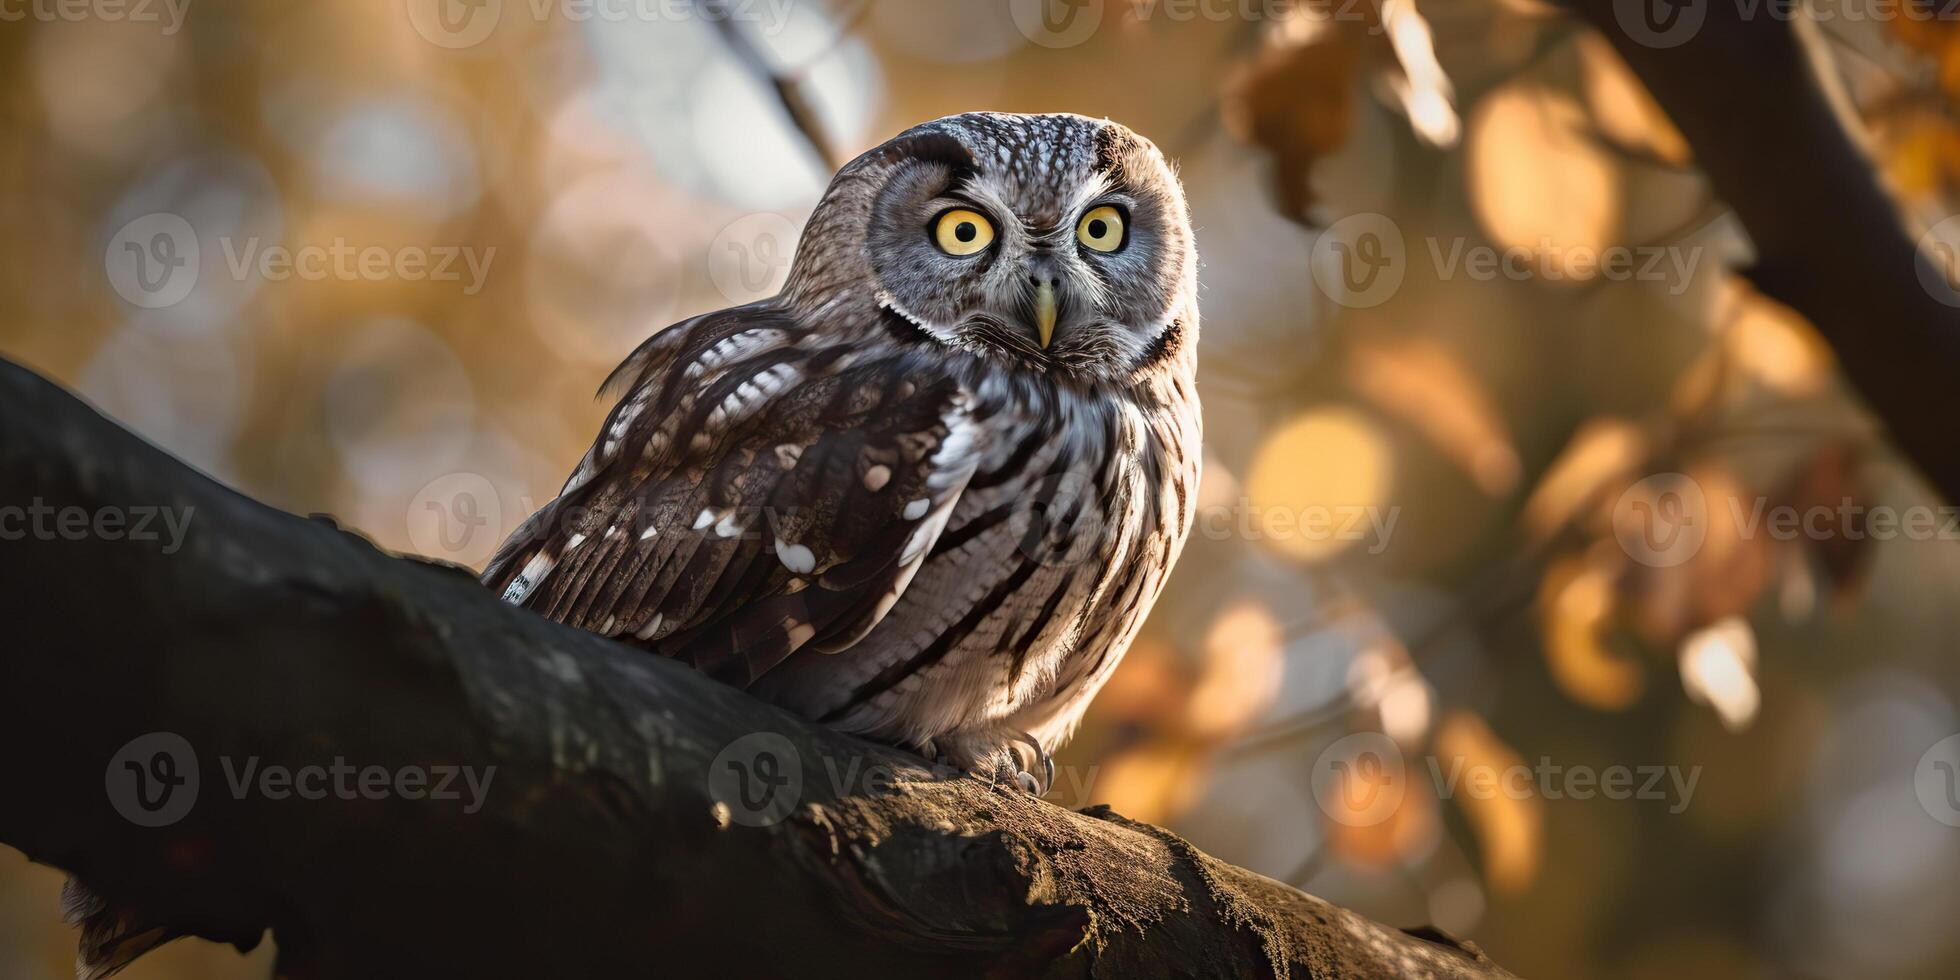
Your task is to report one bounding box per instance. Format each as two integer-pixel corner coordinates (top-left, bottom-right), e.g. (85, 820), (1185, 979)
(786, 112), (1197, 384)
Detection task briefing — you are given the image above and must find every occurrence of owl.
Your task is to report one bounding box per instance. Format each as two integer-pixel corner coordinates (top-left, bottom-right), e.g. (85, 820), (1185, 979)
(484, 112), (1200, 790)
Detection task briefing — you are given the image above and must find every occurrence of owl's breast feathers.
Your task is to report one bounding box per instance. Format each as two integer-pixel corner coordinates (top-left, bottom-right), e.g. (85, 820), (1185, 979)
(485, 302), (1199, 746)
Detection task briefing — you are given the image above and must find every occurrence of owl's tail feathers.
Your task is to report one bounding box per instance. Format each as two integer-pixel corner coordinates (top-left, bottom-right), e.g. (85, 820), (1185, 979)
(61, 877), (181, 980)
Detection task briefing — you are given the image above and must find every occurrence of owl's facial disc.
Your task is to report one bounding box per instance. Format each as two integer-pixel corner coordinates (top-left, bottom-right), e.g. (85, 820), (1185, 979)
(858, 114), (1195, 381)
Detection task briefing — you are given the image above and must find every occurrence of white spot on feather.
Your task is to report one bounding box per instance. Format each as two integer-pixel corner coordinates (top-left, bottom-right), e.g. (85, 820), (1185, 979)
(635, 612), (665, 640)
(903, 498), (930, 520)
(501, 550), (557, 604)
(688, 328), (788, 380)
(786, 621), (816, 649)
(707, 363), (801, 431)
(776, 539), (816, 574)
(693, 508), (718, 530)
(863, 464), (891, 491)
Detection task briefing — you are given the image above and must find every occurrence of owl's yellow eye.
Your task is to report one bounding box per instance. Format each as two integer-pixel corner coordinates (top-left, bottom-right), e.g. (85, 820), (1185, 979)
(933, 209), (995, 256)
(1077, 205), (1126, 253)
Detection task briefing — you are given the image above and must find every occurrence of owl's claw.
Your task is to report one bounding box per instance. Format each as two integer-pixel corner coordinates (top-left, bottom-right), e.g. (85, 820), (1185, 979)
(1011, 729), (1055, 795)
(928, 727), (1054, 796)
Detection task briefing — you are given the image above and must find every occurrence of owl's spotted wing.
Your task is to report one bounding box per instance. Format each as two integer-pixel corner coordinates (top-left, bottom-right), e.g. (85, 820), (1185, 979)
(483, 307), (984, 687)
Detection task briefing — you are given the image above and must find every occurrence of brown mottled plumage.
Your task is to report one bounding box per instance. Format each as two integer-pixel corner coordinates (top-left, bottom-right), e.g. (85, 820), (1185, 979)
(485, 112), (1200, 786)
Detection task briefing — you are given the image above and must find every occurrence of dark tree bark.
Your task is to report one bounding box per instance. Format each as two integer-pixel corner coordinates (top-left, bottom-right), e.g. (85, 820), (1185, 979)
(1575, 1), (1960, 502)
(0, 356), (1512, 978)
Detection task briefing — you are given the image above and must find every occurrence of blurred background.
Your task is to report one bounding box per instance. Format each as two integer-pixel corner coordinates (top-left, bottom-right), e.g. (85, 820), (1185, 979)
(6, 0), (1960, 976)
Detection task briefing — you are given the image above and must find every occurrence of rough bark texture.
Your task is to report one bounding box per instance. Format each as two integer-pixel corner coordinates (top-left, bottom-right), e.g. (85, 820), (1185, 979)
(1576, 2), (1960, 502)
(0, 356), (1512, 978)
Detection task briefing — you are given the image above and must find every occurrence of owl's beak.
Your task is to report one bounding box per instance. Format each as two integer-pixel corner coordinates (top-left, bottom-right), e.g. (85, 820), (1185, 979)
(1034, 282), (1058, 349)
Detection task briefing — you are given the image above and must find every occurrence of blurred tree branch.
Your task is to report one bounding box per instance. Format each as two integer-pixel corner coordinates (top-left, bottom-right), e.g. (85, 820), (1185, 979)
(701, 0), (845, 172)
(0, 357), (1514, 979)
(1574, 3), (1960, 502)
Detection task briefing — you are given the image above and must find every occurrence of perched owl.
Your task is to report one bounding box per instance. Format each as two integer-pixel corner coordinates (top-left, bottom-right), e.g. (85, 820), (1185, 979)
(484, 112), (1200, 790)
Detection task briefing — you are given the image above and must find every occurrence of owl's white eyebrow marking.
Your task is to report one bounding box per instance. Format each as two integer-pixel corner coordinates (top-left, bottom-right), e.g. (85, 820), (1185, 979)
(1062, 173), (1120, 222)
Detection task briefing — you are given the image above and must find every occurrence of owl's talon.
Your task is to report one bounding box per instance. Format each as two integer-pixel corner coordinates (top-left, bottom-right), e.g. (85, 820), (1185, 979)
(1010, 730), (1054, 795)
(1016, 770), (1041, 794)
(915, 738), (939, 763)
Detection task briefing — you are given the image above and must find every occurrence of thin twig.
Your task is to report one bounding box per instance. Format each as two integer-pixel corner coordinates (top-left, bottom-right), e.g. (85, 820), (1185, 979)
(700, 0), (844, 173)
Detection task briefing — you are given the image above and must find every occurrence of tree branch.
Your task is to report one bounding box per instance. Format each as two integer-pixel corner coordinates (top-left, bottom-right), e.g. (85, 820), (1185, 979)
(0, 356), (1512, 978)
(1572, 3), (1960, 501)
